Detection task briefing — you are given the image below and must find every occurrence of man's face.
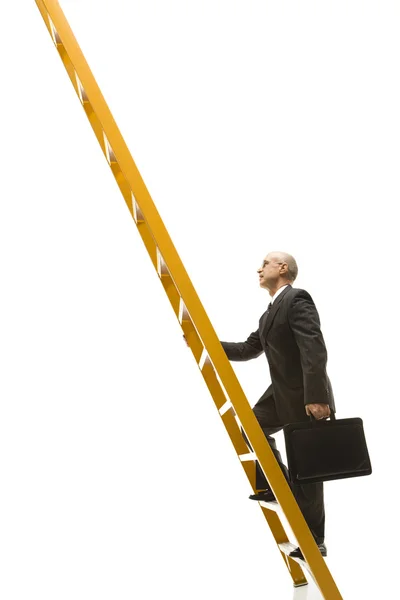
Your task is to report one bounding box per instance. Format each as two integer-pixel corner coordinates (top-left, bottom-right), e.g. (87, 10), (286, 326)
(257, 254), (284, 290)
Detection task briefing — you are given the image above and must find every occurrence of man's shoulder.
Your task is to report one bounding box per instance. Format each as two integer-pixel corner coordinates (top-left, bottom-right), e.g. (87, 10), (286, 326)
(284, 287), (312, 301)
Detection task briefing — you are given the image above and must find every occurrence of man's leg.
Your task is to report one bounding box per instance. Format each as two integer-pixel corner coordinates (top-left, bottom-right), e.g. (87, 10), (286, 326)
(292, 482), (325, 544)
(247, 387), (326, 549)
(243, 386), (290, 494)
(253, 431), (290, 490)
(288, 481), (327, 558)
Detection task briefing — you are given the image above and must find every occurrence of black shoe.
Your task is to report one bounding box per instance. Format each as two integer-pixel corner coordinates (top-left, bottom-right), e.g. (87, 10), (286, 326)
(249, 489), (276, 502)
(289, 542), (327, 560)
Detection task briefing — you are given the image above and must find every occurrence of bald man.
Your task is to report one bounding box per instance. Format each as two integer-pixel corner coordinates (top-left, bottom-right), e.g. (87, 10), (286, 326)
(220, 252), (335, 559)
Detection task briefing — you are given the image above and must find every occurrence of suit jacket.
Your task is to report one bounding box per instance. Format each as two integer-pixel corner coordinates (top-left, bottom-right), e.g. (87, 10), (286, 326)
(221, 285), (335, 425)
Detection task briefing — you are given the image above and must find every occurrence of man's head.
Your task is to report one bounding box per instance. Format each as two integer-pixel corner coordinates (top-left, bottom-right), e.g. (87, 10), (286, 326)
(257, 251), (298, 295)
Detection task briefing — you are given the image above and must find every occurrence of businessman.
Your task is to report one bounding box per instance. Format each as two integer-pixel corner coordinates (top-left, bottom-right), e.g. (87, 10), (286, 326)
(220, 251), (335, 559)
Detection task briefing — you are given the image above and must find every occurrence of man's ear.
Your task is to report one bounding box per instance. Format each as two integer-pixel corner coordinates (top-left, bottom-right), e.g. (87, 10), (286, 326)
(280, 262), (288, 275)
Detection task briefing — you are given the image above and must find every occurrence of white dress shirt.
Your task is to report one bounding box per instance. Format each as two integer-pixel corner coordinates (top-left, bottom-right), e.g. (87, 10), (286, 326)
(270, 284), (290, 305)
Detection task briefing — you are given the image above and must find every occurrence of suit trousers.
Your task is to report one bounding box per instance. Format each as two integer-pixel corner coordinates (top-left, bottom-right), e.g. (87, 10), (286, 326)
(249, 387), (325, 545)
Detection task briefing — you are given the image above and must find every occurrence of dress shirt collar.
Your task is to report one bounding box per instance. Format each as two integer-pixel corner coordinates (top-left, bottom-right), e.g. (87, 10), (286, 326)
(270, 284), (290, 305)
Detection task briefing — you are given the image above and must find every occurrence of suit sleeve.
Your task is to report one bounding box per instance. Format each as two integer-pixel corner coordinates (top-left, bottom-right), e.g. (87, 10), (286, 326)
(288, 291), (331, 405)
(220, 330), (264, 361)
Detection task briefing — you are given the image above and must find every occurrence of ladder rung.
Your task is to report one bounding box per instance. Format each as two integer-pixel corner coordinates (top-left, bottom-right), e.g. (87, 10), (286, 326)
(136, 221), (157, 268)
(261, 507), (308, 587)
(218, 399), (231, 415)
(239, 452), (256, 461)
(132, 195), (144, 223)
(279, 542), (301, 557)
(58, 45), (78, 94)
(82, 102), (105, 152)
(75, 74), (89, 103)
(181, 312), (204, 364)
(259, 500), (280, 512)
(221, 408), (249, 455)
(48, 16), (61, 45)
(111, 164), (134, 215)
(104, 134), (117, 164)
(240, 459), (255, 489)
(161, 274), (181, 317)
(278, 543), (316, 578)
(201, 358), (228, 410)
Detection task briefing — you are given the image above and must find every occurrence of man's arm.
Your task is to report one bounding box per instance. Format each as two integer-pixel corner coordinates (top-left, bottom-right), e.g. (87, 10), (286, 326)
(288, 290), (331, 414)
(220, 329), (264, 361)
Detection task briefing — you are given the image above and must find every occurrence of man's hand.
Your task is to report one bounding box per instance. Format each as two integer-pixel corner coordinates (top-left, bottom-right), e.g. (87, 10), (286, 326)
(305, 403), (331, 420)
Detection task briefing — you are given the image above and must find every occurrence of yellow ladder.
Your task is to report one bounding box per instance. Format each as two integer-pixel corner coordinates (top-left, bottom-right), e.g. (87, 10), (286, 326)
(34, 2), (343, 597)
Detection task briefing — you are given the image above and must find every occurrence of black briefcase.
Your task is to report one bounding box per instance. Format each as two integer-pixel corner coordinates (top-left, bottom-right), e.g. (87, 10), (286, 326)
(283, 414), (372, 485)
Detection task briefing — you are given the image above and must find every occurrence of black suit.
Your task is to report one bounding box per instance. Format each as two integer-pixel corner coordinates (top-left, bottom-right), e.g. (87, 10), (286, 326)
(221, 285), (334, 543)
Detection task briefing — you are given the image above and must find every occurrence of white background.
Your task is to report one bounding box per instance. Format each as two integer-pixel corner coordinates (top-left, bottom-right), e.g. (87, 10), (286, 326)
(0, 1), (399, 598)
